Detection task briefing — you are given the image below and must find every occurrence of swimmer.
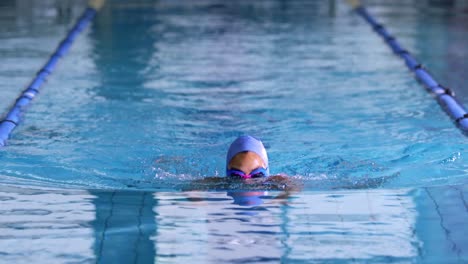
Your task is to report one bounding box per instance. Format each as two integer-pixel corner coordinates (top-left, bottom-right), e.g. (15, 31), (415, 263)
(226, 135), (270, 180)
(186, 135), (302, 201)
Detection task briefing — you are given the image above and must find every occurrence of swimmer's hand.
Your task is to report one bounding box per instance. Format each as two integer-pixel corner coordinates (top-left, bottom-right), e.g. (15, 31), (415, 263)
(263, 175), (303, 201)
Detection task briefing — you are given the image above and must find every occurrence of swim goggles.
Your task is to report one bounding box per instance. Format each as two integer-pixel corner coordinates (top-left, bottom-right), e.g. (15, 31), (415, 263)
(227, 167), (268, 179)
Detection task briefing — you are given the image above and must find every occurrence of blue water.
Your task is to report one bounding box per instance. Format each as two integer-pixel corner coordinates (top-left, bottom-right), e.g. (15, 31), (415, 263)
(0, 0), (467, 263)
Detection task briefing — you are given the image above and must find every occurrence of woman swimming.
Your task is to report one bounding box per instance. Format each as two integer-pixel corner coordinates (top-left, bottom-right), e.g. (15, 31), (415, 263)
(187, 135), (301, 194)
(182, 135), (302, 205)
(226, 135), (270, 179)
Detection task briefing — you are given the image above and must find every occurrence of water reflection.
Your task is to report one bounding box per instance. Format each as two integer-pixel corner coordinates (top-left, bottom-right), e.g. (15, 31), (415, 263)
(167, 189), (419, 262)
(90, 191), (157, 263)
(0, 184), (467, 262)
(90, 0), (160, 101)
(0, 185), (96, 263)
(227, 191), (267, 206)
(413, 185), (468, 262)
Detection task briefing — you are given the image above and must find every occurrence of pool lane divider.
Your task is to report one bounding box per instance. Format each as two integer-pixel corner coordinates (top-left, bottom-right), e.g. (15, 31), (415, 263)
(0, 0), (105, 147)
(348, 1), (468, 134)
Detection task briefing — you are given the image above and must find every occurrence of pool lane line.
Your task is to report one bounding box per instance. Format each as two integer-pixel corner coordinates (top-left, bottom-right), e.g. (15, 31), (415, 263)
(0, 0), (105, 147)
(346, 0), (468, 135)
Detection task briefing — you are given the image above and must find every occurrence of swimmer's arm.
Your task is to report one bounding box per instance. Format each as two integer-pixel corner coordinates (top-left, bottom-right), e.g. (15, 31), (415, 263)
(265, 175), (303, 191)
(263, 175), (303, 201)
(183, 177), (229, 191)
(191, 176), (225, 183)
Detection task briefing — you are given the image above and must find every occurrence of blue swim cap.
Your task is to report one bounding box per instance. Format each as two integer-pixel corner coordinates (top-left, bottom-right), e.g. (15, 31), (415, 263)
(226, 135), (269, 176)
(227, 191), (267, 206)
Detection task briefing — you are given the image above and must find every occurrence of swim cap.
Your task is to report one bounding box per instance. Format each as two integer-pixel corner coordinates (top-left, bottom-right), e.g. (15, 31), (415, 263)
(227, 191), (267, 206)
(226, 135), (269, 176)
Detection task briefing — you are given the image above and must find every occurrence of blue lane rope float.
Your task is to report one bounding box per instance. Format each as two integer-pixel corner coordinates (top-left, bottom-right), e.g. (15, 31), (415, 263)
(346, 0), (468, 134)
(0, 0), (105, 147)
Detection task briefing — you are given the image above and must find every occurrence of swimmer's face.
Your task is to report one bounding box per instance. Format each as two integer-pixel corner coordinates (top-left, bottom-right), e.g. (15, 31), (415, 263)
(228, 151), (266, 176)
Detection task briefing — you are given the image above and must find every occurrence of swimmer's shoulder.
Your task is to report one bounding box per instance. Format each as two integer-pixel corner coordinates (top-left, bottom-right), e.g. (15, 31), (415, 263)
(264, 174), (303, 192)
(264, 174), (292, 184)
(183, 176), (231, 191)
(191, 176), (225, 184)
(266, 174), (288, 180)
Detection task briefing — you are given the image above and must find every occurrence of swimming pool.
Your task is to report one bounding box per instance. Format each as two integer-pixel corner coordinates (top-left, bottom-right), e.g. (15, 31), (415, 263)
(0, 0), (467, 263)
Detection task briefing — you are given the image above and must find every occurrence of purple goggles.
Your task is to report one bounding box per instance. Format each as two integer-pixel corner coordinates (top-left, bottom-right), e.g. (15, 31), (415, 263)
(227, 167), (268, 179)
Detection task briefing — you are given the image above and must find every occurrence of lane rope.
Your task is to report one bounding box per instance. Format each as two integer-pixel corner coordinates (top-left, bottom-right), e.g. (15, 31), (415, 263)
(0, 0), (105, 147)
(347, 0), (468, 134)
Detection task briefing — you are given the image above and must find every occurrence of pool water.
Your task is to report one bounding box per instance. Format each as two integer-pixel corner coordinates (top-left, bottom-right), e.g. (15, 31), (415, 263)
(0, 0), (467, 263)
